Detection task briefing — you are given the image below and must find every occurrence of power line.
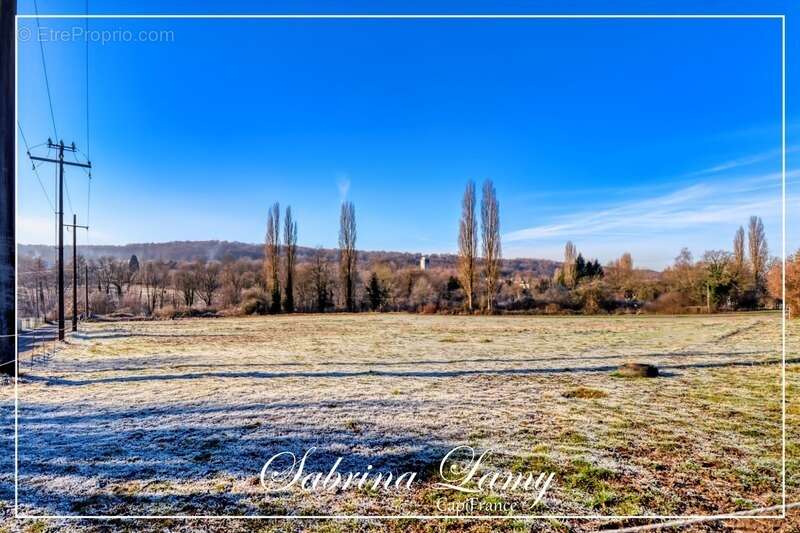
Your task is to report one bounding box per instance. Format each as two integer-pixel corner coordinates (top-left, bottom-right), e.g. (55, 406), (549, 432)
(86, 175), (92, 244)
(20, 1), (97, 343)
(85, 0), (92, 244)
(29, 141), (92, 341)
(32, 0), (58, 141)
(64, 174), (74, 214)
(85, 0), (90, 160)
(17, 121), (54, 212)
(71, 150), (91, 175)
(67, 151), (92, 242)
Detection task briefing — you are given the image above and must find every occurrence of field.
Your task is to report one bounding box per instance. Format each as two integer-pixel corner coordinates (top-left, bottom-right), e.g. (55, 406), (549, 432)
(2, 312), (798, 531)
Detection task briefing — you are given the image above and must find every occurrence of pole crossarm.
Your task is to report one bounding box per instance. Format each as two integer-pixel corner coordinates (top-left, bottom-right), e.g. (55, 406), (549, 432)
(29, 155), (91, 168)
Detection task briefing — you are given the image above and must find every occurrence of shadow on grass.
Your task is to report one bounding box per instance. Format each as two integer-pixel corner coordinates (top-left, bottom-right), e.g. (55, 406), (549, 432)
(5, 396), (452, 516)
(26, 356), (796, 387)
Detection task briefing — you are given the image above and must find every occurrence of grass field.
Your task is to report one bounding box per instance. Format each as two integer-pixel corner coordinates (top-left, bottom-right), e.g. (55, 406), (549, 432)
(2, 312), (798, 531)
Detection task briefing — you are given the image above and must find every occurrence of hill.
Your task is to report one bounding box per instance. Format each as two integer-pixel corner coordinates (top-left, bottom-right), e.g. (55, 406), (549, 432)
(19, 240), (561, 277)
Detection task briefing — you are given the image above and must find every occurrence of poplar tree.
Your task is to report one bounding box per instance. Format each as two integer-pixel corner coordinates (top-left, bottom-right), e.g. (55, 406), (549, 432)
(339, 202), (358, 312)
(283, 206), (297, 313)
(458, 180), (477, 311)
(481, 180), (501, 312)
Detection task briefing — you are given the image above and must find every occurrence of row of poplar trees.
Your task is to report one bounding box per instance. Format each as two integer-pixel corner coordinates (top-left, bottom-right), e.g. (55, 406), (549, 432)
(264, 201), (359, 313)
(264, 203), (298, 313)
(458, 179), (501, 312)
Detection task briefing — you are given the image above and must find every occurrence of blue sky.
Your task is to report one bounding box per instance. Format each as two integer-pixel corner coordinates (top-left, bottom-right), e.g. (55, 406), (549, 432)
(16, 1), (798, 268)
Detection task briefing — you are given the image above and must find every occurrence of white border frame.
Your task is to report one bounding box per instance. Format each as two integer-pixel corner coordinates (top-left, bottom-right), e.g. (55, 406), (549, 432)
(13, 12), (788, 523)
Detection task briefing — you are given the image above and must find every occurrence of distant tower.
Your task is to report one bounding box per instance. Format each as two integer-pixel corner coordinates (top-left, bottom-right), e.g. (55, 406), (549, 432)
(419, 255), (430, 271)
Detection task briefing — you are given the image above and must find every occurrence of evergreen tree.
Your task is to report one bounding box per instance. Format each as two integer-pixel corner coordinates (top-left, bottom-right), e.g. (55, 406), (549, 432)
(593, 259), (604, 278)
(575, 253), (586, 281)
(365, 273), (386, 311)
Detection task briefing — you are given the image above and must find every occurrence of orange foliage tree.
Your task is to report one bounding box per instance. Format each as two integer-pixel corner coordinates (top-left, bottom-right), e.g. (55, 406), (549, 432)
(768, 250), (800, 318)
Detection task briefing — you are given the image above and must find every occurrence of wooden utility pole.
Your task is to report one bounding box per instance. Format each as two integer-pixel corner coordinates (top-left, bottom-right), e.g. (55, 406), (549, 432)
(85, 264), (89, 318)
(65, 215), (88, 332)
(0, 0), (16, 376)
(29, 141), (90, 340)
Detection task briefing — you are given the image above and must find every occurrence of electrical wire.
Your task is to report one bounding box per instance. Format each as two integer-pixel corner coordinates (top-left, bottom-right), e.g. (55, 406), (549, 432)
(85, 0), (90, 161)
(85, 0), (92, 245)
(64, 176), (74, 215)
(17, 122), (54, 212)
(32, 0), (59, 141)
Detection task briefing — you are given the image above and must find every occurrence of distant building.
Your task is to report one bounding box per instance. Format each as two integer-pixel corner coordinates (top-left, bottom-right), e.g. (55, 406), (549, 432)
(513, 276), (531, 291)
(419, 255), (430, 270)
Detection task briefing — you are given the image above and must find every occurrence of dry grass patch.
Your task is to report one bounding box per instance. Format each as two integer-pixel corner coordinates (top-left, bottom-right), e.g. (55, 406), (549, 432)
(562, 387), (608, 399)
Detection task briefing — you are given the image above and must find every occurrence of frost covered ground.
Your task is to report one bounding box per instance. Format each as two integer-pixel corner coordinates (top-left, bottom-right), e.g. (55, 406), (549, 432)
(1, 312), (798, 532)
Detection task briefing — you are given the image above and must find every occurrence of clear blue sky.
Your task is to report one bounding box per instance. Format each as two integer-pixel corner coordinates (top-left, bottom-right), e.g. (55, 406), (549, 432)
(16, 1), (798, 268)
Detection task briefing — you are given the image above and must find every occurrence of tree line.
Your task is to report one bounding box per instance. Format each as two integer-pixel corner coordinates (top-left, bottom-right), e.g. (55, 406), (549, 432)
(16, 185), (799, 319)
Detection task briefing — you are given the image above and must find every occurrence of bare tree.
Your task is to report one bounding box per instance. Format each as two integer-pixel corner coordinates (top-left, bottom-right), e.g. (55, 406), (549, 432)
(733, 226), (745, 274)
(198, 262), (221, 307)
(339, 201), (358, 312)
(748, 215), (768, 295)
(174, 264), (197, 307)
(264, 203), (281, 313)
(618, 252), (633, 273)
(730, 225), (747, 300)
(96, 257), (114, 294)
(563, 241), (577, 288)
(551, 267), (563, 287)
(480, 180), (501, 312)
(221, 258), (247, 307)
(458, 180), (478, 311)
(142, 261), (168, 314)
(32, 257), (47, 319)
(283, 206), (298, 313)
(109, 258), (134, 298)
(310, 247), (332, 312)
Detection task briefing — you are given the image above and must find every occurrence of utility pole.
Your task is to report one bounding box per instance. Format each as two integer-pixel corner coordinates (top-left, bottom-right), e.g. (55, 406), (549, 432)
(85, 264), (89, 318)
(65, 215), (88, 332)
(0, 0), (16, 376)
(29, 141), (91, 340)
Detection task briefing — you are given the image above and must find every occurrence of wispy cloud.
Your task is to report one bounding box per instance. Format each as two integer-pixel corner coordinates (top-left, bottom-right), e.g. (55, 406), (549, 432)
(683, 148), (785, 178)
(509, 147), (793, 205)
(504, 170), (796, 243)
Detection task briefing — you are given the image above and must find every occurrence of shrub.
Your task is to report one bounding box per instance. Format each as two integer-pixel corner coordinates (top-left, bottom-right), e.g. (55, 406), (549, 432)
(563, 387), (608, 399)
(410, 277), (434, 308)
(119, 293), (144, 315)
(89, 292), (115, 315)
(768, 252), (800, 317)
(575, 280), (612, 314)
(544, 303), (561, 314)
(241, 287), (268, 315)
(644, 292), (690, 314)
(155, 305), (177, 320)
(419, 302), (438, 314)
